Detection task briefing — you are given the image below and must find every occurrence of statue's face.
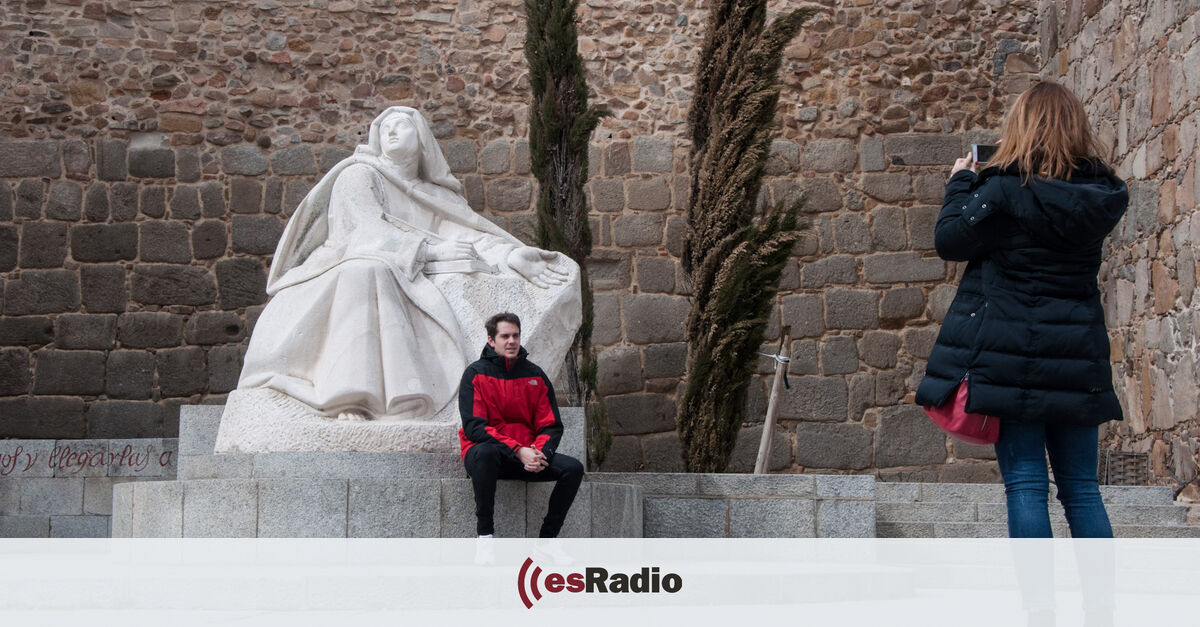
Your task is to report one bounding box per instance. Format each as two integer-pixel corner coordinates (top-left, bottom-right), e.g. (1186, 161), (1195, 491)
(379, 113), (420, 162)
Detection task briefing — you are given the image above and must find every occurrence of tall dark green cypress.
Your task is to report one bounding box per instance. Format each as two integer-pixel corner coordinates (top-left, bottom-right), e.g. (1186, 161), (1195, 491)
(525, 0), (611, 465)
(677, 1), (816, 472)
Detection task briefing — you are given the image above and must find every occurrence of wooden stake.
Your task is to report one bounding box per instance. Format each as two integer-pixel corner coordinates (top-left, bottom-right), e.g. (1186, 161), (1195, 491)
(755, 328), (790, 474)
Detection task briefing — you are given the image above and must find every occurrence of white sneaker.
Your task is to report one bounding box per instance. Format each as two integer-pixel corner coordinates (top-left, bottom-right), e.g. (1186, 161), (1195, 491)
(474, 535), (495, 566)
(534, 538), (573, 566)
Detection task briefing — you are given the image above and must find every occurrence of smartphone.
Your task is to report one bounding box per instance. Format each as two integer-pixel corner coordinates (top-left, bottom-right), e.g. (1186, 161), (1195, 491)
(972, 144), (998, 164)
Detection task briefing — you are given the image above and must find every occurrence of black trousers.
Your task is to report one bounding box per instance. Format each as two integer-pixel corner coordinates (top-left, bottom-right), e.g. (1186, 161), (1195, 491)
(463, 441), (584, 538)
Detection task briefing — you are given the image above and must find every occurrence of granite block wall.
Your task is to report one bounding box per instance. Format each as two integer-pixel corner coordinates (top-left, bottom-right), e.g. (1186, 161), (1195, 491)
(7, 0), (1166, 481)
(1044, 0), (1200, 496)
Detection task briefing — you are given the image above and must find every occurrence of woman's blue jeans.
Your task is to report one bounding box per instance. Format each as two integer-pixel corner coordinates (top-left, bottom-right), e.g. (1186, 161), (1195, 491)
(994, 420), (1113, 538)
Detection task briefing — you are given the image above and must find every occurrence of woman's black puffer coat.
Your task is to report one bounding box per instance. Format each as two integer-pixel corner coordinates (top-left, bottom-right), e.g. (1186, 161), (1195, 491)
(914, 161), (1128, 425)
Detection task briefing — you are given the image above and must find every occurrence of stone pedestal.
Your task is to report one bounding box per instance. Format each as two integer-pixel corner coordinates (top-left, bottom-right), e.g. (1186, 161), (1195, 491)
(111, 405), (642, 538)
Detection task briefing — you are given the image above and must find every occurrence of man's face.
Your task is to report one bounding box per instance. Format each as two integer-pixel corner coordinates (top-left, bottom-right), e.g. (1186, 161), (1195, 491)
(487, 321), (521, 360)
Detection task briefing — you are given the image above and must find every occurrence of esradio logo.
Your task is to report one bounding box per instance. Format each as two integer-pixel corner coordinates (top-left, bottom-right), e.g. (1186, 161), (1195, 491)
(516, 557), (683, 609)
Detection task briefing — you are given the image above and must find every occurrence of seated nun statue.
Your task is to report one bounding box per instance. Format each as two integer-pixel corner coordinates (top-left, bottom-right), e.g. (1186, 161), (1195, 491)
(214, 106), (581, 453)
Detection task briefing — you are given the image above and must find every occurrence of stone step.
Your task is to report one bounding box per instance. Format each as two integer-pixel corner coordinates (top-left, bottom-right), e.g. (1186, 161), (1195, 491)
(878, 521), (1200, 538)
(877, 482), (1177, 506)
(111, 477), (642, 539)
(877, 501), (1191, 527)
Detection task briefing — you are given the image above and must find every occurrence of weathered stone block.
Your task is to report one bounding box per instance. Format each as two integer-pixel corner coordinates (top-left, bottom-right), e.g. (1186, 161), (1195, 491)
(0, 348), (30, 395)
(727, 424), (791, 472)
(106, 351), (154, 399)
(191, 220), (227, 259)
(208, 344), (243, 393)
(19, 222), (68, 268)
(644, 497), (725, 537)
(880, 287), (925, 321)
(0, 141), (62, 178)
(0, 317), (55, 345)
(442, 140), (476, 173)
(623, 294), (689, 343)
(157, 347), (207, 397)
(0, 516), (49, 537)
(861, 173), (912, 202)
(139, 221), (191, 263)
(484, 178), (531, 212)
(864, 252), (946, 283)
(320, 146), (353, 173)
(773, 177), (841, 212)
(131, 265), (216, 306)
(46, 181), (83, 220)
(216, 258), (267, 309)
(803, 139), (858, 172)
(511, 140), (531, 175)
(605, 142), (631, 175)
(184, 312), (245, 345)
(61, 139), (90, 179)
(117, 312), (183, 348)
(626, 177), (671, 211)
(884, 135), (962, 166)
(795, 422), (873, 470)
(907, 205), (940, 250)
(779, 376), (848, 422)
(875, 370), (906, 404)
(825, 288), (878, 329)
(220, 146), (268, 176)
(271, 145), (317, 175)
(613, 213), (664, 246)
(875, 404), (947, 467)
(643, 342), (686, 379)
(96, 138), (127, 181)
(765, 140), (800, 175)
(859, 330), (901, 369)
(128, 134), (175, 178)
(33, 349), (104, 395)
(0, 397), (85, 438)
(606, 393), (675, 434)
(902, 327), (938, 360)
(348, 479), (441, 537)
(871, 205), (907, 251)
(913, 174), (946, 204)
(110, 182), (138, 222)
(3, 270), (79, 315)
(82, 182), (108, 221)
(596, 346), (642, 396)
(820, 335), (858, 375)
(636, 256), (675, 293)
(640, 432), (685, 472)
(0, 225), (16, 271)
(199, 181), (225, 218)
(817, 500), (875, 538)
(833, 214), (870, 253)
(13, 183), (44, 224)
(929, 284), (956, 322)
(859, 136), (885, 172)
(55, 314), (117, 350)
(263, 179), (283, 215)
(182, 479), (257, 537)
(781, 293), (825, 337)
(258, 478), (347, 537)
(589, 178), (624, 213)
(138, 186), (166, 218)
(632, 137), (673, 173)
(86, 401), (163, 438)
(70, 223), (138, 262)
(230, 178), (263, 214)
(126, 482), (182, 537)
(232, 215), (284, 254)
(167, 185), (201, 220)
(176, 147), (201, 182)
(477, 140), (510, 174)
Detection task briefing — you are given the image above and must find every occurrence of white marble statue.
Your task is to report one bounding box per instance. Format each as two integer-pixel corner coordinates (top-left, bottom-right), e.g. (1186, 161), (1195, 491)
(214, 106), (582, 453)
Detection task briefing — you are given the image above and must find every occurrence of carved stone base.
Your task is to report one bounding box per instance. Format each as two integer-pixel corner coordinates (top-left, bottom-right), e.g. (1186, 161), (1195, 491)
(214, 388), (460, 454)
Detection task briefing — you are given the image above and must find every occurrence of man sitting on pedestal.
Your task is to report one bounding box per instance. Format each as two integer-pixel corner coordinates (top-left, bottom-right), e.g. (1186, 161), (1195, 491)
(459, 312), (584, 563)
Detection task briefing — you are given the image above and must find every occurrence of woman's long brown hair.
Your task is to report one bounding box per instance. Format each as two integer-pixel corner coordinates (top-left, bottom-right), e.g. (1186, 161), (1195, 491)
(990, 81), (1108, 183)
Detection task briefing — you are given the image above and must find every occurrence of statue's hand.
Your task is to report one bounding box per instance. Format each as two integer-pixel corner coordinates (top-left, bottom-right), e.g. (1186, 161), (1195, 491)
(508, 247), (569, 289)
(424, 239), (479, 262)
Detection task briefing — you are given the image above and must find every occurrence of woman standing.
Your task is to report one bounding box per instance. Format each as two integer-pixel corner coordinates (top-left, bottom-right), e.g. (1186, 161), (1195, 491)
(915, 82), (1129, 538)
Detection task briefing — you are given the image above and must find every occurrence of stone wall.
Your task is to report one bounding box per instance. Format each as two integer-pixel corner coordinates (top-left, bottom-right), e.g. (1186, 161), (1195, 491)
(1044, 0), (1200, 496)
(3, 0), (1047, 478)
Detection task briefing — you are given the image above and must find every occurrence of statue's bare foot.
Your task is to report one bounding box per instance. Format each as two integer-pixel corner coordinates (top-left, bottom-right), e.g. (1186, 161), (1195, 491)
(337, 410), (369, 422)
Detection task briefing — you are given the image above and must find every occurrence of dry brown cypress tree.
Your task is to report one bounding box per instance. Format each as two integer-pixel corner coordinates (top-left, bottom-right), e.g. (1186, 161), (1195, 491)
(525, 0), (612, 465)
(677, 1), (816, 472)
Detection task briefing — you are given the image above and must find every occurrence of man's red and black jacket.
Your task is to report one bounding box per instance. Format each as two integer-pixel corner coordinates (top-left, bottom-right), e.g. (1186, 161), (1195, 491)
(457, 344), (563, 460)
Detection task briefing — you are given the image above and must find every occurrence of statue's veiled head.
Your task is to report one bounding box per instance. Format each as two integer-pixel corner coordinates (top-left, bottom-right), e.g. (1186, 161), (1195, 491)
(357, 106), (461, 193)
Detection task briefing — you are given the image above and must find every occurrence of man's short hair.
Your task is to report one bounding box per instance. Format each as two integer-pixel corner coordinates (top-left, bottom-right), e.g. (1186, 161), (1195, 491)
(485, 312), (521, 339)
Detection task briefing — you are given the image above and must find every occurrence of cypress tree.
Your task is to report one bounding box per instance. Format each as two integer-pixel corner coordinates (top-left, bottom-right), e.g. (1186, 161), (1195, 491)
(525, 0), (612, 465)
(677, 1), (816, 472)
